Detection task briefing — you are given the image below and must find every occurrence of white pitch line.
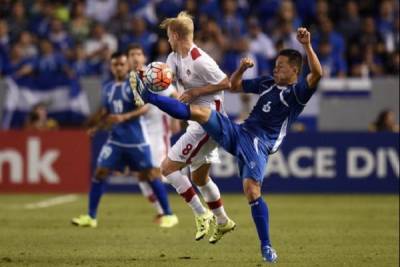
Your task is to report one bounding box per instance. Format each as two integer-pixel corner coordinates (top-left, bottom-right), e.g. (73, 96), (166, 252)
(24, 194), (78, 210)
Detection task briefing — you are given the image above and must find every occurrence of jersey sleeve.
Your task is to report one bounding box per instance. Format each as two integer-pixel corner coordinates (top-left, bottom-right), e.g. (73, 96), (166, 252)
(242, 76), (274, 94)
(194, 56), (227, 85)
(292, 79), (317, 105)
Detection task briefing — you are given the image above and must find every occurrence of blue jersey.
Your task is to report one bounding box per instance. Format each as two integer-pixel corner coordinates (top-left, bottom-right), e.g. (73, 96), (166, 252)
(101, 79), (148, 145)
(242, 76), (315, 153)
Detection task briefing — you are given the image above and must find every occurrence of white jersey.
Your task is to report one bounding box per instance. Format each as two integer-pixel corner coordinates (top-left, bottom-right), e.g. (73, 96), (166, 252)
(166, 44), (227, 109)
(166, 44), (226, 171)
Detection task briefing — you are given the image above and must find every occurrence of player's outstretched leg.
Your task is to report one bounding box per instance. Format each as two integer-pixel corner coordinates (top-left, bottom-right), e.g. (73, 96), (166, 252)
(244, 178), (278, 263)
(71, 169), (109, 228)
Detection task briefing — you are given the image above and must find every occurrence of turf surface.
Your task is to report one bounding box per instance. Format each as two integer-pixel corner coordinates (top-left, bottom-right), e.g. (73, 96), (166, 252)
(0, 194), (398, 267)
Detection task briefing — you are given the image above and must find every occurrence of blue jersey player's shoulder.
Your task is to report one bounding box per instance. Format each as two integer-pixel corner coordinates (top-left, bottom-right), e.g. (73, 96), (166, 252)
(242, 75), (275, 94)
(283, 78), (317, 107)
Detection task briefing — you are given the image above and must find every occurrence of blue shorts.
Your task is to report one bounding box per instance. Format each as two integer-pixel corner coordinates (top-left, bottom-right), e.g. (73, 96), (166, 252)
(97, 142), (153, 172)
(202, 111), (269, 183)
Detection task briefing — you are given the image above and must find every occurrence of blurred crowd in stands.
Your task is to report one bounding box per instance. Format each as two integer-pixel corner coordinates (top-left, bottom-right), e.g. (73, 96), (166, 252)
(0, 0), (399, 82)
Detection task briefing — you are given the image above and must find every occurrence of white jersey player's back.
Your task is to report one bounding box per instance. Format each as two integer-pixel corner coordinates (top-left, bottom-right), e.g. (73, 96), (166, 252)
(166, 44), (227, 108)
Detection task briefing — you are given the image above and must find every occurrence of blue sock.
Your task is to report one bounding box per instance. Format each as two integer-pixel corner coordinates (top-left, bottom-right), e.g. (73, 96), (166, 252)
(250, 197), (271, 247)
(88, 179), (106, 219)
(149, 179), (172, 215)
(143, 90), (191, 120)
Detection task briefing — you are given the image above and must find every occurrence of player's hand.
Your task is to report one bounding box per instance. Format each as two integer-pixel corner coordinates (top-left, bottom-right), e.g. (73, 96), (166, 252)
(107, 114), (128, 124)
(178, 89), (199, 104)
(239, 57), (254, 71)
(296, 27), (311, 45)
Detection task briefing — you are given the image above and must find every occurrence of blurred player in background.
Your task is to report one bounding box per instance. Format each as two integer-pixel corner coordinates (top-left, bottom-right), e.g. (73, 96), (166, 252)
(131, 27), (323, 262)
(154, 11), (236, 243)
(72, 51), (178, 228)
(127, 43), (181, 225)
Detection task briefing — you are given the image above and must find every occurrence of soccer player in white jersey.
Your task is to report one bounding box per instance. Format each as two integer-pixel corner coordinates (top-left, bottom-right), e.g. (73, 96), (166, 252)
(156, 11), (236, 243)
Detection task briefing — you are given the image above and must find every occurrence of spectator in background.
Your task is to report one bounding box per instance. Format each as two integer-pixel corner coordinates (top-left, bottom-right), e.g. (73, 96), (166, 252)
(69, 43), (92, 77)
(48, 18), (72, 53)
(3, 44), (34, 78)
(108, 0), (132, 37)
(0, 20), (10, 51)
(85, 0), (117, 24)
(118, 16), (157, 56)
(17, 31), (38, 59)
(370, 109), (400, 132)
(338, 1), (362, 42)
(195, 16), (227, 64)
(276, 20), (304, 54)
(313, 17), (345, 58)
(278, 0), (302, 29)
(377, 0), (397, 53)
(29, 1), (55, 38)
(152, 38), (171, 63)
(314, 0), (329, 25)
(318, 37), (347, 78)
(246, 17), (276, 64)
(25, 102), (59, 131)
(84, 23), (117, 71)
(356, 17), (386, 57)
(69, 1), (91, 43)
(7, 1), (28, 40)
(36, 39), (71, 77)
(218, 0), (246, 41)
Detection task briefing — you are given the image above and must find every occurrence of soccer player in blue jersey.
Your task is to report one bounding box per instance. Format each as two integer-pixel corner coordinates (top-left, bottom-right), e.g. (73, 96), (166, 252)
(72, 51), (178, 228)
(130, 27), (323, 262)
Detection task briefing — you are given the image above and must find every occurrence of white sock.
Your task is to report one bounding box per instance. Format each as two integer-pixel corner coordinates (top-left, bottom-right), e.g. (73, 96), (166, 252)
(166, 171), (206, 215)
(198, 179), (228, 224)
(138, 181), (164, 215)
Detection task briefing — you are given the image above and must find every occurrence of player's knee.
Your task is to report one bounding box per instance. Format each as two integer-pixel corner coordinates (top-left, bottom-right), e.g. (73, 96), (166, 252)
(190, 106), (211, 124)
(160, 159), (173, 177)
(243, 179), (261, 202)
(94, 168), (110, 182)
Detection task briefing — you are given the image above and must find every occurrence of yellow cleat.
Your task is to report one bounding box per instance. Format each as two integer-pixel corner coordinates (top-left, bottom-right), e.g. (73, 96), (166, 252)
(159, 214), (179, 228)
(195, 210), (214, 241)
(71, 214), (97, 228)
(129, 71), (145, 107)
(209, 218), (236, 244)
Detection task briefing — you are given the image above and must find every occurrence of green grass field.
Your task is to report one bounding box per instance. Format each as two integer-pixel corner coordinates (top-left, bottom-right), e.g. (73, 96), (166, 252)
(0, 194), (398, 267)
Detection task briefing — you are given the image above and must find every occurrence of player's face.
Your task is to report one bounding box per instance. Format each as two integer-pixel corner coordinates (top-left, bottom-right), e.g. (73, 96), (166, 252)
(167, 28), (178, 51)
(110, 56), (129, 81)
(273, 56), (298, 85)
(128, 48), (146, 71)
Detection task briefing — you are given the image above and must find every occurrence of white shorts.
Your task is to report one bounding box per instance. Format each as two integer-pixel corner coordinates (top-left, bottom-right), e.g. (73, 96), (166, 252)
(148, 130), (170, 168)
(168, 122), (220, 172)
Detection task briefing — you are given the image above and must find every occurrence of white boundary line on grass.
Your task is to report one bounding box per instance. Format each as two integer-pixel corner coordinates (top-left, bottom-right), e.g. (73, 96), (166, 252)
(24, 194), (78, 210)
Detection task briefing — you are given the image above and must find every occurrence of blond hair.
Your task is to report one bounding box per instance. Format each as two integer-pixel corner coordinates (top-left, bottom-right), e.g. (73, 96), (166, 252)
(160, 11), (194, 40)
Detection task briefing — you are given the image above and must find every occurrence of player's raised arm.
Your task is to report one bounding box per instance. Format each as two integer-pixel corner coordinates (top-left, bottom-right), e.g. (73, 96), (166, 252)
(296, 28), (323, 89)
(229, 58), (255, 93)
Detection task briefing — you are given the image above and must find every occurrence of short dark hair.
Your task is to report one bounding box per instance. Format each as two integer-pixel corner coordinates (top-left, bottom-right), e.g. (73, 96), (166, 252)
(110, 51), (126, 60)
(126, 43), (144, 54)
(278, 49), (303, 73)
